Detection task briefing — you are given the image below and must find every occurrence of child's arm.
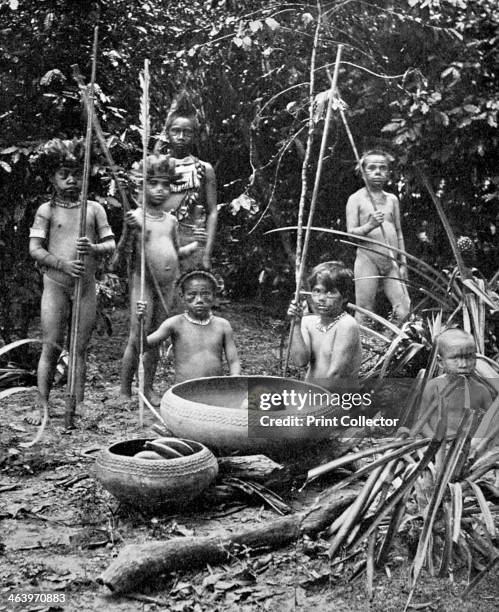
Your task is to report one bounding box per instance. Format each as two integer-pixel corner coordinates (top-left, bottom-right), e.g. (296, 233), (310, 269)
(29, 236), (85, 278)
(223, 322), (241, 375)
(77, 203), (116, 257)
(76, 235), (115, 257)
(346, 194), (383, 236)
(287, 300), (311, 367)
(203, 163), (218, 269)
(178, 241), (199, 259)
(326, 318), (359, 380)
(392, 195), (408, 280)
(136, 301), (174, 349)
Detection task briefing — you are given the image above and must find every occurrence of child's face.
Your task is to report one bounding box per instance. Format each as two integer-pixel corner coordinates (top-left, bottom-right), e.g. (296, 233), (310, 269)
(362, 154), (389, 188)
(168, 117), (195, 155)
(145, 177), (171, 208)
(182, 278), (215, 319)
(311, 282), (344, 318)
(52, 166), (82, 199)
(439, 338), (476, 376)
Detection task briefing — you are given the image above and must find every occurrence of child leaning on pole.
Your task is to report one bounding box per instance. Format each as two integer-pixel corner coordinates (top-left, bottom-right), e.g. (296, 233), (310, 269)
(287, 261), (362, 393)
(28, 138), (115, 425)
(136, 269), (241, 384)
(119, 154), (202, 406)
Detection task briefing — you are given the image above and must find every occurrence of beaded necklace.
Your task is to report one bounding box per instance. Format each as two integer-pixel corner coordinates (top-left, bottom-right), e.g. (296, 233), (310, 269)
(315, 311), (347, 333)
(183, 311), (213, 326)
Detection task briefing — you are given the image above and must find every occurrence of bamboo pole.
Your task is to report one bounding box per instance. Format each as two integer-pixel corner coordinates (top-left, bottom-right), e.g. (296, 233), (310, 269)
(283, 44), (343, 377)
(65, 26), (98, 428)
(138, 59), (150, 427)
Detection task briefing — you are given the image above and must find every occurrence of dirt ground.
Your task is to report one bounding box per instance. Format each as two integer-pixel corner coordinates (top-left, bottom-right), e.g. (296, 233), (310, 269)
(1, 302), (498, 612)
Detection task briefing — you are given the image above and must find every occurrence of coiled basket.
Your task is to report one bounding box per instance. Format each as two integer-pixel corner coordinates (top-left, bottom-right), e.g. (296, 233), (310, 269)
(95, 438), (218, 512)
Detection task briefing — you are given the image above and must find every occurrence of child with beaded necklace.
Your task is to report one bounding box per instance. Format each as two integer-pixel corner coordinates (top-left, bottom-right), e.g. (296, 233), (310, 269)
(137, 269), (240, 384)
(154, 93), (217, 270)
(28, 138), (115, 424)
(287, 261), (361, 393)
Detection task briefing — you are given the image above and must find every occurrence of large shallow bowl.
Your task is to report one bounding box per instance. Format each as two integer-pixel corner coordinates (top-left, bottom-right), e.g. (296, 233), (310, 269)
(94, 438), (218, 512)
(160, 375), (339, 452)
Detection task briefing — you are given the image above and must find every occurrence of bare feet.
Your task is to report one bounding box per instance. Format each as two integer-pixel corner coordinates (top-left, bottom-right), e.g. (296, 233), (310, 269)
(25, 400), (49, 426)
(25, 410), (44, 426)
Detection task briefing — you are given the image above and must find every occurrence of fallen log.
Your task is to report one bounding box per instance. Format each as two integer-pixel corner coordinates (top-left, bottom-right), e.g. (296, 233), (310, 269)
(97, 485), (358, 594)
(217, 454), (283, 482)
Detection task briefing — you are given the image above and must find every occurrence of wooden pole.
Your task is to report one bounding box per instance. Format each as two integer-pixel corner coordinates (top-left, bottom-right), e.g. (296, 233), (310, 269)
(283, 44), (343, 377)
(138, 59), (150, 427)
(65, 26), (98, 428)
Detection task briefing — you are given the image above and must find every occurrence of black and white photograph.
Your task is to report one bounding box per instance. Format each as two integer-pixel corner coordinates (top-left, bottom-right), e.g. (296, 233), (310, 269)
(1, 1), (498, 610)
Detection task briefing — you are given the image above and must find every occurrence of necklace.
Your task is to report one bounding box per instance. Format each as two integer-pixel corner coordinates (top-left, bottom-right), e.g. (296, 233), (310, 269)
(315, 311), (347, 333)
(184, 311), (213, 326)
(54, 196), (80, 209)
(145, 210), (167, 221)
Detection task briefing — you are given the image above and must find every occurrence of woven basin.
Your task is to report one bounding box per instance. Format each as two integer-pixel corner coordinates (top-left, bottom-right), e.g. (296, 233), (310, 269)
(94, 438), (218, 512)
(160, 375), (338, 452)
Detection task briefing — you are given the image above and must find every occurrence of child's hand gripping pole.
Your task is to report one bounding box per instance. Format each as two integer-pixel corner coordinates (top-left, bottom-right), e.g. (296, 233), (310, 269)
(283, 45), (343, 377)
(138, 59), (150, 428)
(65, 25), (98, 428)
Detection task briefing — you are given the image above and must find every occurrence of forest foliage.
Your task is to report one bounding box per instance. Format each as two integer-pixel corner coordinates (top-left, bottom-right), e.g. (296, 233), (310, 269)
(0, 0), (498, 340)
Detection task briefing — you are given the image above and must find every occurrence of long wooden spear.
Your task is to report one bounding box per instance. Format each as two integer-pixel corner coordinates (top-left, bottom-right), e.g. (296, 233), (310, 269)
(65, 26), (98, 428)
(283, 44), (343, 377)
(138, 59), (150, 427)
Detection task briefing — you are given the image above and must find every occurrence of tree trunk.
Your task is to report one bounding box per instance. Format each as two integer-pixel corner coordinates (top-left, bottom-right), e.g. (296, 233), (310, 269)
(97, 485), (358, 594)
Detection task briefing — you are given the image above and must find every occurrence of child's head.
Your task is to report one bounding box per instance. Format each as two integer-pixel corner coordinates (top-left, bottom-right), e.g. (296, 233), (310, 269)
(307, 261), (353, 316)
(32, 138), (85, 199)
(131, 154), (176, 208)
(356, 149), (394, 187)
(178, 269), (218, 319)
(164, 92), (199, 156)
(436, 328), (477, 376)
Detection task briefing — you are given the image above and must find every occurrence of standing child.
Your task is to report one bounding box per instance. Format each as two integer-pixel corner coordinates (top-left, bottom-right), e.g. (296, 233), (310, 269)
(28, 138), (115, 424)
(420, 328), (493, 438)
(137, 269), (241, 383)
(346, 149), (410, 325)
(120, 155), (199, 405)
(287, 261), (361, 392)
(154, 93), (217, 270)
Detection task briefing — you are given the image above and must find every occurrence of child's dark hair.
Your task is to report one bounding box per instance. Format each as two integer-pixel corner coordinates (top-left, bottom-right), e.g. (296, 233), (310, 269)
(30, 138), (85, 178)
(308, 261), (354, 307)
(356, 149), (394, 174)
(178, 269), (219, 293)
(164, 91), (200, 133)
(130, 154), (176, 184)
(436, 328), (475, 356)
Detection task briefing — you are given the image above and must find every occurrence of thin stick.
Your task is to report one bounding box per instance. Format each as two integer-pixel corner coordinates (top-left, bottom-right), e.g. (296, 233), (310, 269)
(65, 26), (98, 428)
(283, 44), (343, 377)
(138, 59), (150, 427)
(295, 5), (323, 288)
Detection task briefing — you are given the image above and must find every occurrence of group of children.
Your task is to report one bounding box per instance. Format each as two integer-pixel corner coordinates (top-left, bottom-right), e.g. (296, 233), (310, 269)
(26, 116), (494, 440)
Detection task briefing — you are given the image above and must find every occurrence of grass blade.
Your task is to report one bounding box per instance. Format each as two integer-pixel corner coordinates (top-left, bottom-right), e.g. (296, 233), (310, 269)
(467, 480), (495, 537)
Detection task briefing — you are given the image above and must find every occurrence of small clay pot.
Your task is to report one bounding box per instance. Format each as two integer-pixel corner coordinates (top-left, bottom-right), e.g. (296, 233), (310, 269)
(95, 438), (218, 512)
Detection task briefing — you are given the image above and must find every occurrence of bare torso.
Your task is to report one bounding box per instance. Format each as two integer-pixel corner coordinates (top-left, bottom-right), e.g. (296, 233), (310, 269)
(39, 201), (106, 286)
(348, 187), (398, 262)
(131, 210), (179, 287)
(170, 314), (228, 383)
(301, 314), (362, 390)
